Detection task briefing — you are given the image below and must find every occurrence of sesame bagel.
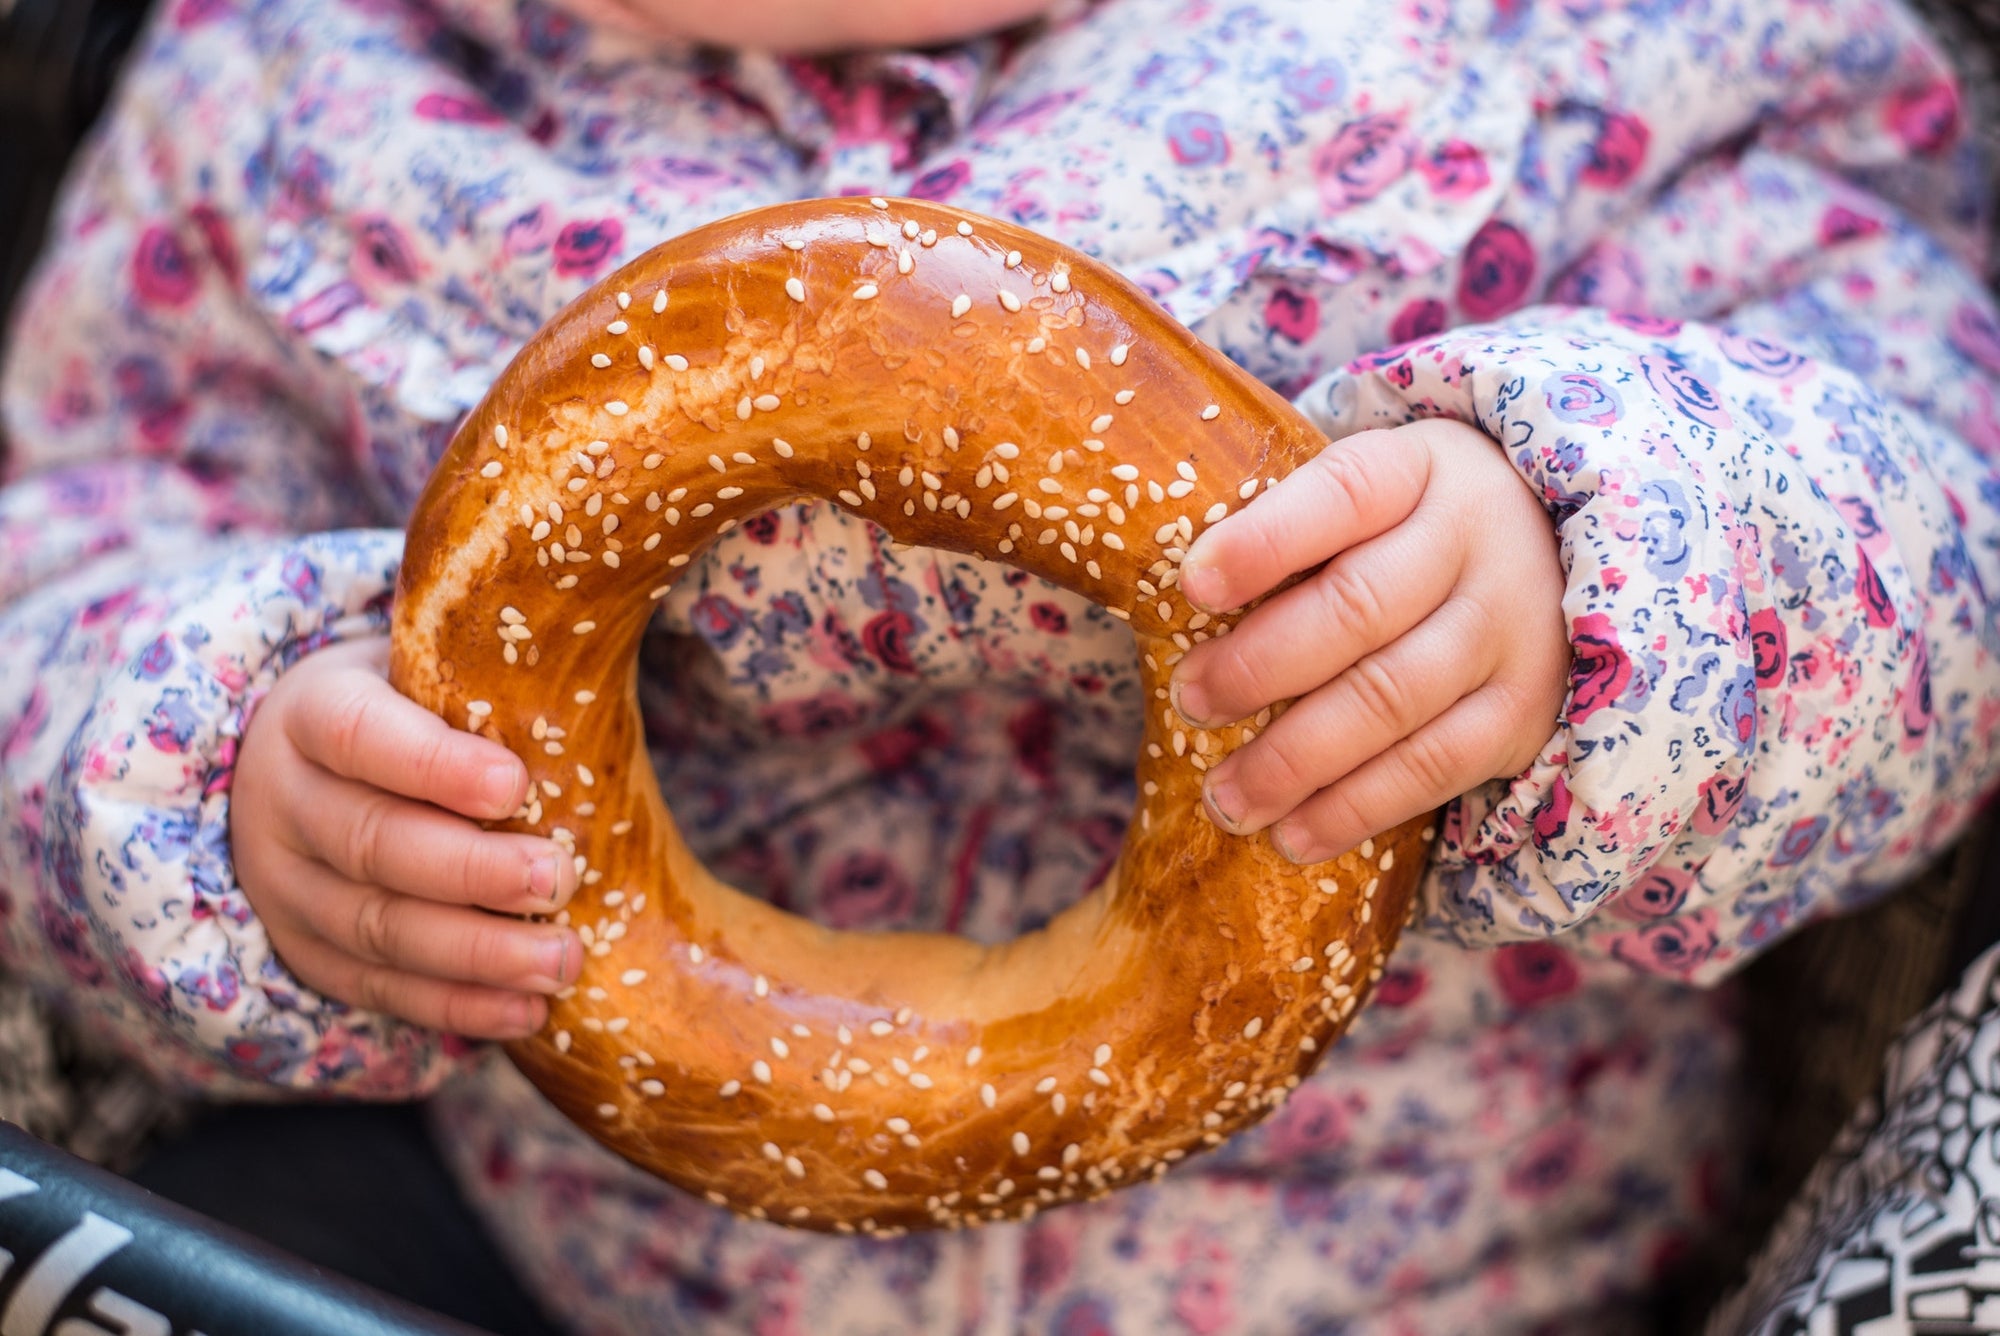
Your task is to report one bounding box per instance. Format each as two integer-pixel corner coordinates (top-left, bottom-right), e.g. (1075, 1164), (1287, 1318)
(388, 198), (1428, 1234)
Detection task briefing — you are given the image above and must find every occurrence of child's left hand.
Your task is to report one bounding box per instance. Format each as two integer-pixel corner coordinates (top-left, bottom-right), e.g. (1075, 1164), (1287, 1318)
(1171, 418), (1571, 864)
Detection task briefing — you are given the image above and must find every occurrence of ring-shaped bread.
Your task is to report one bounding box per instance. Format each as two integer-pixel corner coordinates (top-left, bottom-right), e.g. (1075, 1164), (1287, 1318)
(390, 198), (1429, 1235)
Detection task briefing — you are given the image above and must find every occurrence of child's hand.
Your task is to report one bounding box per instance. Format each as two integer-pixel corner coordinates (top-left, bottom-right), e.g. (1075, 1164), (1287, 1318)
(232, 638), (581, 1039)
(1171, 419), (1570, 864)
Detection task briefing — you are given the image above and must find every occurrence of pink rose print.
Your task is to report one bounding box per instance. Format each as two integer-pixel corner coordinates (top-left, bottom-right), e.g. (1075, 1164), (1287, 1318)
(908, 159), (971, 200)
(187, 204), (240, 286)
(1456, 219), (1535, 319)
(1543, 371), (1624, 427)
(1567, 611), (1633, 722)
(354, 215), (421, 286)
(1608, 912), (1720, 979)
(1948, 302), (2000, 375)
(1548, 242), (1646, 311)
(1417, 140), (1490, 199)
(1748, 606), (1788, 686)
(1262, 1084), (1356, 1159)
(1902, 634), (1934, 745)
(1640, 353), (1733, 431)
(1768, 815), (1827, 868)
(504, 205), (557, 258)
(1617, 866), (1692, 920)
(1028, 602), (1069, 634)
(1280, 58), (1345, 111)
(1579, 111), (1649, 188)
(862, 608), (919, 673)
(1715, 330), (1809, 381)
(1491, 941), (1580, 1008)
(1316, 114), (1414, 210)
(1165, 110), (1230, 167)
(1504, 1122), (1584, 1199)
(552, 217), (624, 278)
(1388, 297), (1448, 344)
(817, 850), (916, 929)
(1886, 79), (1959, 155)
(413, 92), (505, 125)
(1169, 1238), (1235, 1336)
(1690, 769), (1747, 837)
(132, 225), (199, 308)
(1818, 204), (1883, 247)
(1372, 964), (1427, 1008)
(1264, 287), (1320, 343)
(1854, 547), (1897, 629)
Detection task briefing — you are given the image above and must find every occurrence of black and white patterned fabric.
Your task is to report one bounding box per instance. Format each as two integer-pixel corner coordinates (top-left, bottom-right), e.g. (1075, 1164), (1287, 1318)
(1712, 940), (2000, 1335)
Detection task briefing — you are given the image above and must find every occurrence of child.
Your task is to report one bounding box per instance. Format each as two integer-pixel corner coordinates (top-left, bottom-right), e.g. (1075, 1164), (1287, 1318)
(3, 0), (1996, 1330)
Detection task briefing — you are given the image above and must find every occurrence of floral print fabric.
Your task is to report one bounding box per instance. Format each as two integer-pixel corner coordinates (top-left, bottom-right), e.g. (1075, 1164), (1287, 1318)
(1, 0), (1998, 1330)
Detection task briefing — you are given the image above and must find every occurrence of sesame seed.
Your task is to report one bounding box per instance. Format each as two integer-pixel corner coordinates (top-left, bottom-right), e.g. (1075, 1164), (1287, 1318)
(754, 975), (769, 997)
(1205, 503), (1229, 523)
(910, 1073), (934, 1089)
(904, 220), (921, 239)
(865, 1170), (888, 1190)
(572, 621), (596, 635)
(753, 394), (781, 413)
(785, 1155), (805, 1178)
(493, 425), (509, 448)
(898, 250), (914, 274)
(598, 1104), (618, 1119)
(957, 220), (974, 236)
(981, 1083), (997, 1108)
(653, 290), (668, 313)
(773, 438), (794, 458)
(771, 1037), (790, 1058)
(718, 486), (745, 500)
(607, 321), (628, 335)
(839, 489), (863, 507)
(869, 1020), (894, 1037)
(1005, 250), (1023, 268)
(605, 400), (629, 416)
(999, 291), (1021, 312)
(1087, 1067), (1110, 1086)
(640, 1078), (666, 1097)
(752, 1060), (772, 1083)
(1013, 1132), (1031, 1156)
(786, 278), (806, 302)
(1168, 479), (1195, 499)
(871, 196), (890, 209)
(951, 294), (972, 318)
(591, 353), (612, 369)
(1094, 1044), (1112, 1065)
(966, 1046), (982, 1066)
(665, 353), (689, 371)
(1090, 414), (1114, 433)
(1202, 404), (1221, 420)
(1051, 271), (1071, 293)
(553, 1029), (571, 1053)
(1242, 1017), (1264, 1039)
(1063, 1144), (1081, 1166)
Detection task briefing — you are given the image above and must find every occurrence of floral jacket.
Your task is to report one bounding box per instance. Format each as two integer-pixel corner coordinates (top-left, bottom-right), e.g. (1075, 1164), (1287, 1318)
(2, 0), (1997, 1331)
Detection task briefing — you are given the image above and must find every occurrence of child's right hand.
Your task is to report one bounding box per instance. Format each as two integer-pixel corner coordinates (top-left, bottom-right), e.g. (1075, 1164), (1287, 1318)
(231, 638), (581, 1040)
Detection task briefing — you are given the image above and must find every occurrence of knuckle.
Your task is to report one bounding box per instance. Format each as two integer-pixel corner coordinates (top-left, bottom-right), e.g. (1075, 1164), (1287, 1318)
(436, 988), (493, 1038)
(460, 923), (517, 983)
(315, 678), (380, 772)
(1309, 444), (1377, 519)
(351, 888), (401, 964)
(1244, 730), (1313, 808)
(1316, 561), (1389, 640)
(352, 964), (398, 1017)
(1394, 725), (1465, 802)
(343, 796), (395, 883)
(1345, 654), (1414, 729)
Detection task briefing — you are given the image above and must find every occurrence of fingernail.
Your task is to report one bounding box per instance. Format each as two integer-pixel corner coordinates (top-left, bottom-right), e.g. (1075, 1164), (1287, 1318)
(536, 935), (573, 986)
(1271, 822), (1327, 865)
(529, 852), (563, 903)
(482, 763), (522, 812)
(1203, 775), (1247, 834)
(1180, 552), (1227, 614)
(1171, 676), (1213, 729)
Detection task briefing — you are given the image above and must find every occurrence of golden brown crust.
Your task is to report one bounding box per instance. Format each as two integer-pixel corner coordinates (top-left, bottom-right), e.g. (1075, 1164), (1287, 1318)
(388, 198), (1429, 1234)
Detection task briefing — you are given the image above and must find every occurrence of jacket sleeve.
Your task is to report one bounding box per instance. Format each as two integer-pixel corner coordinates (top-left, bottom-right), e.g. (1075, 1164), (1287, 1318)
(1294, 143), (2000, 983)
(0, 42), (479, 1097)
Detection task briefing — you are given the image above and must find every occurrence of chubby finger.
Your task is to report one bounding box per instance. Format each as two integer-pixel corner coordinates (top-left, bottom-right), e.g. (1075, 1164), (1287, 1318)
(290, 768), (575, 913)
(1267, 685), (1538, 864)
(287, 642), (528, 820)
(1179, 430), (1431, 615)
(287, 862), (580, 993)
(279, 931), (550, 1041)
(1171, 510), (1462, 728)
(1201, 598), (1489, 837)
